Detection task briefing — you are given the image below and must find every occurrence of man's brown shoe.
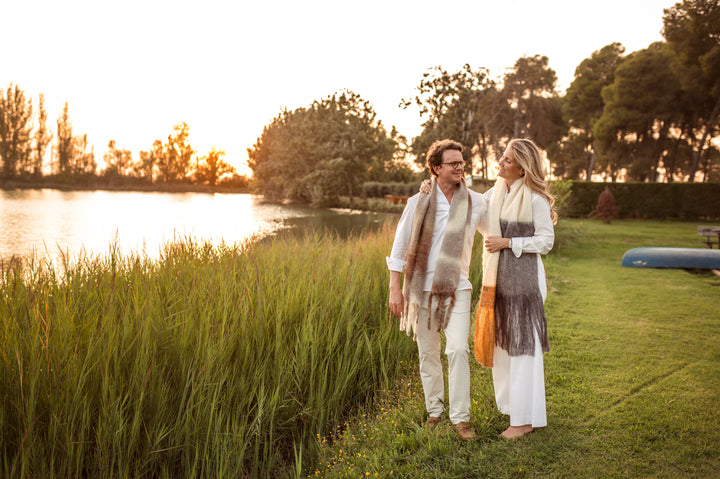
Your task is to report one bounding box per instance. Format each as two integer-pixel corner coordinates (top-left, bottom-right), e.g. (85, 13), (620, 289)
(454, 422), (476, 441)
(427, 416), (441, 430)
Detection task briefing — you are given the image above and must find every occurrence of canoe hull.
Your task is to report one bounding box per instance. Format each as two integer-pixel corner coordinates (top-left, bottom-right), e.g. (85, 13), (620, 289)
(621, 247), (720, 269)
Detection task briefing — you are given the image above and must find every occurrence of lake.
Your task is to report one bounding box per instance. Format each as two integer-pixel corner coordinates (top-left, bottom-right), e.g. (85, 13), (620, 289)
(0, 189), (399, 266)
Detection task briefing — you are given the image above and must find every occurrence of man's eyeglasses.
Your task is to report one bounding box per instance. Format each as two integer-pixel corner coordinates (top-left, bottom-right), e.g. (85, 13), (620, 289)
(442, 161), (465, 170)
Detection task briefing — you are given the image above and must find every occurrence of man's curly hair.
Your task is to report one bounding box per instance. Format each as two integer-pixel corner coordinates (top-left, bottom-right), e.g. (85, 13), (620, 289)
(426, 139), (463, 177)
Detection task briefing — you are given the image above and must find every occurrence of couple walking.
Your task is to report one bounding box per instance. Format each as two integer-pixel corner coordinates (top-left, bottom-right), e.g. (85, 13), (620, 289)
(387, 138), (556, 441)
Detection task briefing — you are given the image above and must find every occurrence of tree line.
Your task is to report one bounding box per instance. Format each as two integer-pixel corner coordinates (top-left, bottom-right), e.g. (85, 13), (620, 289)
(0, 95), (244, 188)
(247, 0), (719, 205)
(407, 0), (719, 183)
(1, 0), (717, 199)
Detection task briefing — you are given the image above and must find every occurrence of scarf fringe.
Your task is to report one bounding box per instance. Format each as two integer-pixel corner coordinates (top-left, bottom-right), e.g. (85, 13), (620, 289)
(428, 293), (456, 331)
(494, 292), (549, 356)
(401, 303), (420, 340)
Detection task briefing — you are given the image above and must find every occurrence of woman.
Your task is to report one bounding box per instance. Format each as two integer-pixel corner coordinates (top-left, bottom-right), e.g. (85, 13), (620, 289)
(478, 138), (556, 439)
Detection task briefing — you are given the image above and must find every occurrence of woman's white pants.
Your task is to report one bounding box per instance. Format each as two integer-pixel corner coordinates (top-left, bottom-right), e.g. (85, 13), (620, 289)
(492, 331), (547, 427)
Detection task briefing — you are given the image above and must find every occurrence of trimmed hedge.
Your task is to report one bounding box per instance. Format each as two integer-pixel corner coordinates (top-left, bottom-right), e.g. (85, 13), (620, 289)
(566, 182), (720, 220)
(363, 180), (720, 220)
(362, 179), (494, 199)
(362, 181), (422, 198)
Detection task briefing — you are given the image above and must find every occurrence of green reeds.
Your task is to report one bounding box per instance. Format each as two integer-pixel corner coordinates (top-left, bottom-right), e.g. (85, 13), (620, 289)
(0, 226), (417, 477)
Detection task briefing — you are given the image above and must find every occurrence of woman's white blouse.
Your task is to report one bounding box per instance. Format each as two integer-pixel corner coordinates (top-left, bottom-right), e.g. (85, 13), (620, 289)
(480, 187), (554, 257)
(480, 187), (555, 301)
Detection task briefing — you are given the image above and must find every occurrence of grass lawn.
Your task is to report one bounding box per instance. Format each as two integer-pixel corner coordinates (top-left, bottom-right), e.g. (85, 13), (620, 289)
(311, 219), (720, 478)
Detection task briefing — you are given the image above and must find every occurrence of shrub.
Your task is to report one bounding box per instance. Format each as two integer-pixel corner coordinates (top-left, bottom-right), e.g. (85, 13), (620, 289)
(596, 186), (619, 223)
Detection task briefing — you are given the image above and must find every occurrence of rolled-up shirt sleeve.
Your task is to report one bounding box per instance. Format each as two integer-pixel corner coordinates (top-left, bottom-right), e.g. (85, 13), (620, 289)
(386, 195), (418, 272)
(510, 194), (554, 257)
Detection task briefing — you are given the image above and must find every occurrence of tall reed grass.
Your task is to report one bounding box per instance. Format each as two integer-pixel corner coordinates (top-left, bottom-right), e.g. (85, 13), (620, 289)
(0, 226), (418, 477)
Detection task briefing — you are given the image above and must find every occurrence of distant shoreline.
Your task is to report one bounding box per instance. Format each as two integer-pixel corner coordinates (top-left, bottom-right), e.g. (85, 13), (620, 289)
(0, 179), (251, 195)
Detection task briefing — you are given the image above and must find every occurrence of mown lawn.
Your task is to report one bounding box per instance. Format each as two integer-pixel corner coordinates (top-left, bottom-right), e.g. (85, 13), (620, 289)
(311, 219), (720, 478)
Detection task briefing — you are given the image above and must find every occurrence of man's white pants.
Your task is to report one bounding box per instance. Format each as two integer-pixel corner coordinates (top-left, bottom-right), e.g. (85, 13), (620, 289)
(415, 289), (471, 425)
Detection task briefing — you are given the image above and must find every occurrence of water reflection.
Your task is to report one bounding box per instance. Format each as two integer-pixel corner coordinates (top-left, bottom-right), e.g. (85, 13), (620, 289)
(279, 208), (391, 239)
(0, 189), (397, 266)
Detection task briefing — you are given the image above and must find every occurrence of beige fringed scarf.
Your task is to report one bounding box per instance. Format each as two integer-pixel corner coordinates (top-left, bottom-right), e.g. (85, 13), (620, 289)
(401, 178), (472, 340)
(475, 177), (548, 367)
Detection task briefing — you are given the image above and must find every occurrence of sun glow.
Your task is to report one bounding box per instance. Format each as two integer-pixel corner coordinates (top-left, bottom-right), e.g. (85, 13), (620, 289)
(1, 0), (673, 178)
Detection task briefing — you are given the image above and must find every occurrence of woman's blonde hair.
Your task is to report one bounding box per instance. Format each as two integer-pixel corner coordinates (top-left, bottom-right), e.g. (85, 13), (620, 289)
(508, 138), (558, 224)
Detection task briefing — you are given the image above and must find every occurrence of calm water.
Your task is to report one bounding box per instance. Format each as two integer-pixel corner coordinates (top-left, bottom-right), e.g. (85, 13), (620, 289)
(0, 189), (398, 266)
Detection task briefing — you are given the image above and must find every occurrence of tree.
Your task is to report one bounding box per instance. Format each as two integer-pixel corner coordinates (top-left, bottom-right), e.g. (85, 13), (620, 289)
(550, 131), (594, 179)
(502, 55), (565, 150)
(33, 93), (52, 178)
(365, 127), (415, 183)
(217, 173), (250, 189)
(699, 143), (720, 181)
(102, 140), (133, 177)
(53, 103), (96, 179)
(471, 87), (515, 178)
(137, 139), (163, 183)
(156, 122), (193, 183)
(55, 102), (73, 176)
(196, 147), (235, 186)
(405, 58), (565, 178)
(662, 0), (720, 181)
(559, 43), (625, 179)
(401, 64), (505, 177)
(0, 84), (34, 178)
(248, 90), (399, 205)
(305, 92), (397, 204)
(72, 134), (96, 176)
(593, 43), (683, 181)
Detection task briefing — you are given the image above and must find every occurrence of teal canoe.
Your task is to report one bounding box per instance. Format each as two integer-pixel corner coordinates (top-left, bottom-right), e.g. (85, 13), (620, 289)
(621, 247), (720, 269)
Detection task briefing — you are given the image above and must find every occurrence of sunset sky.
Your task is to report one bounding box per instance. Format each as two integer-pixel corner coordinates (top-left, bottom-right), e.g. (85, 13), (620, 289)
(2, 0), (677, 175)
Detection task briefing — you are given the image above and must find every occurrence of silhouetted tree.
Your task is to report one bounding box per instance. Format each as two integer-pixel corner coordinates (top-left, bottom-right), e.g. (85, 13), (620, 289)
(663, 0), (720, 181)
(401, 64), (518, 178)
(593, 43), (683, 181)
(72, 134), (96, 176)
(156, 122), (193, 183)
(196, 147), (235, 186)
(102, 140), (133, 177)
(404, 58), (564, 178)
(401, 64), (501, 176)
(557, 43), (625, 180)
(502, 55), (565, 149)
(138, 139), (163, 183)
(0, 84), (33, 178)
(218, 173), (250, 189)
(55, 102), (73, 176)
(33, 93), (52, 178)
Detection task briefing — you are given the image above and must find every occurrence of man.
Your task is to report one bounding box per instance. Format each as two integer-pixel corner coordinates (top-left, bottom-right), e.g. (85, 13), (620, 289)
(387, 139), (486, 441)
